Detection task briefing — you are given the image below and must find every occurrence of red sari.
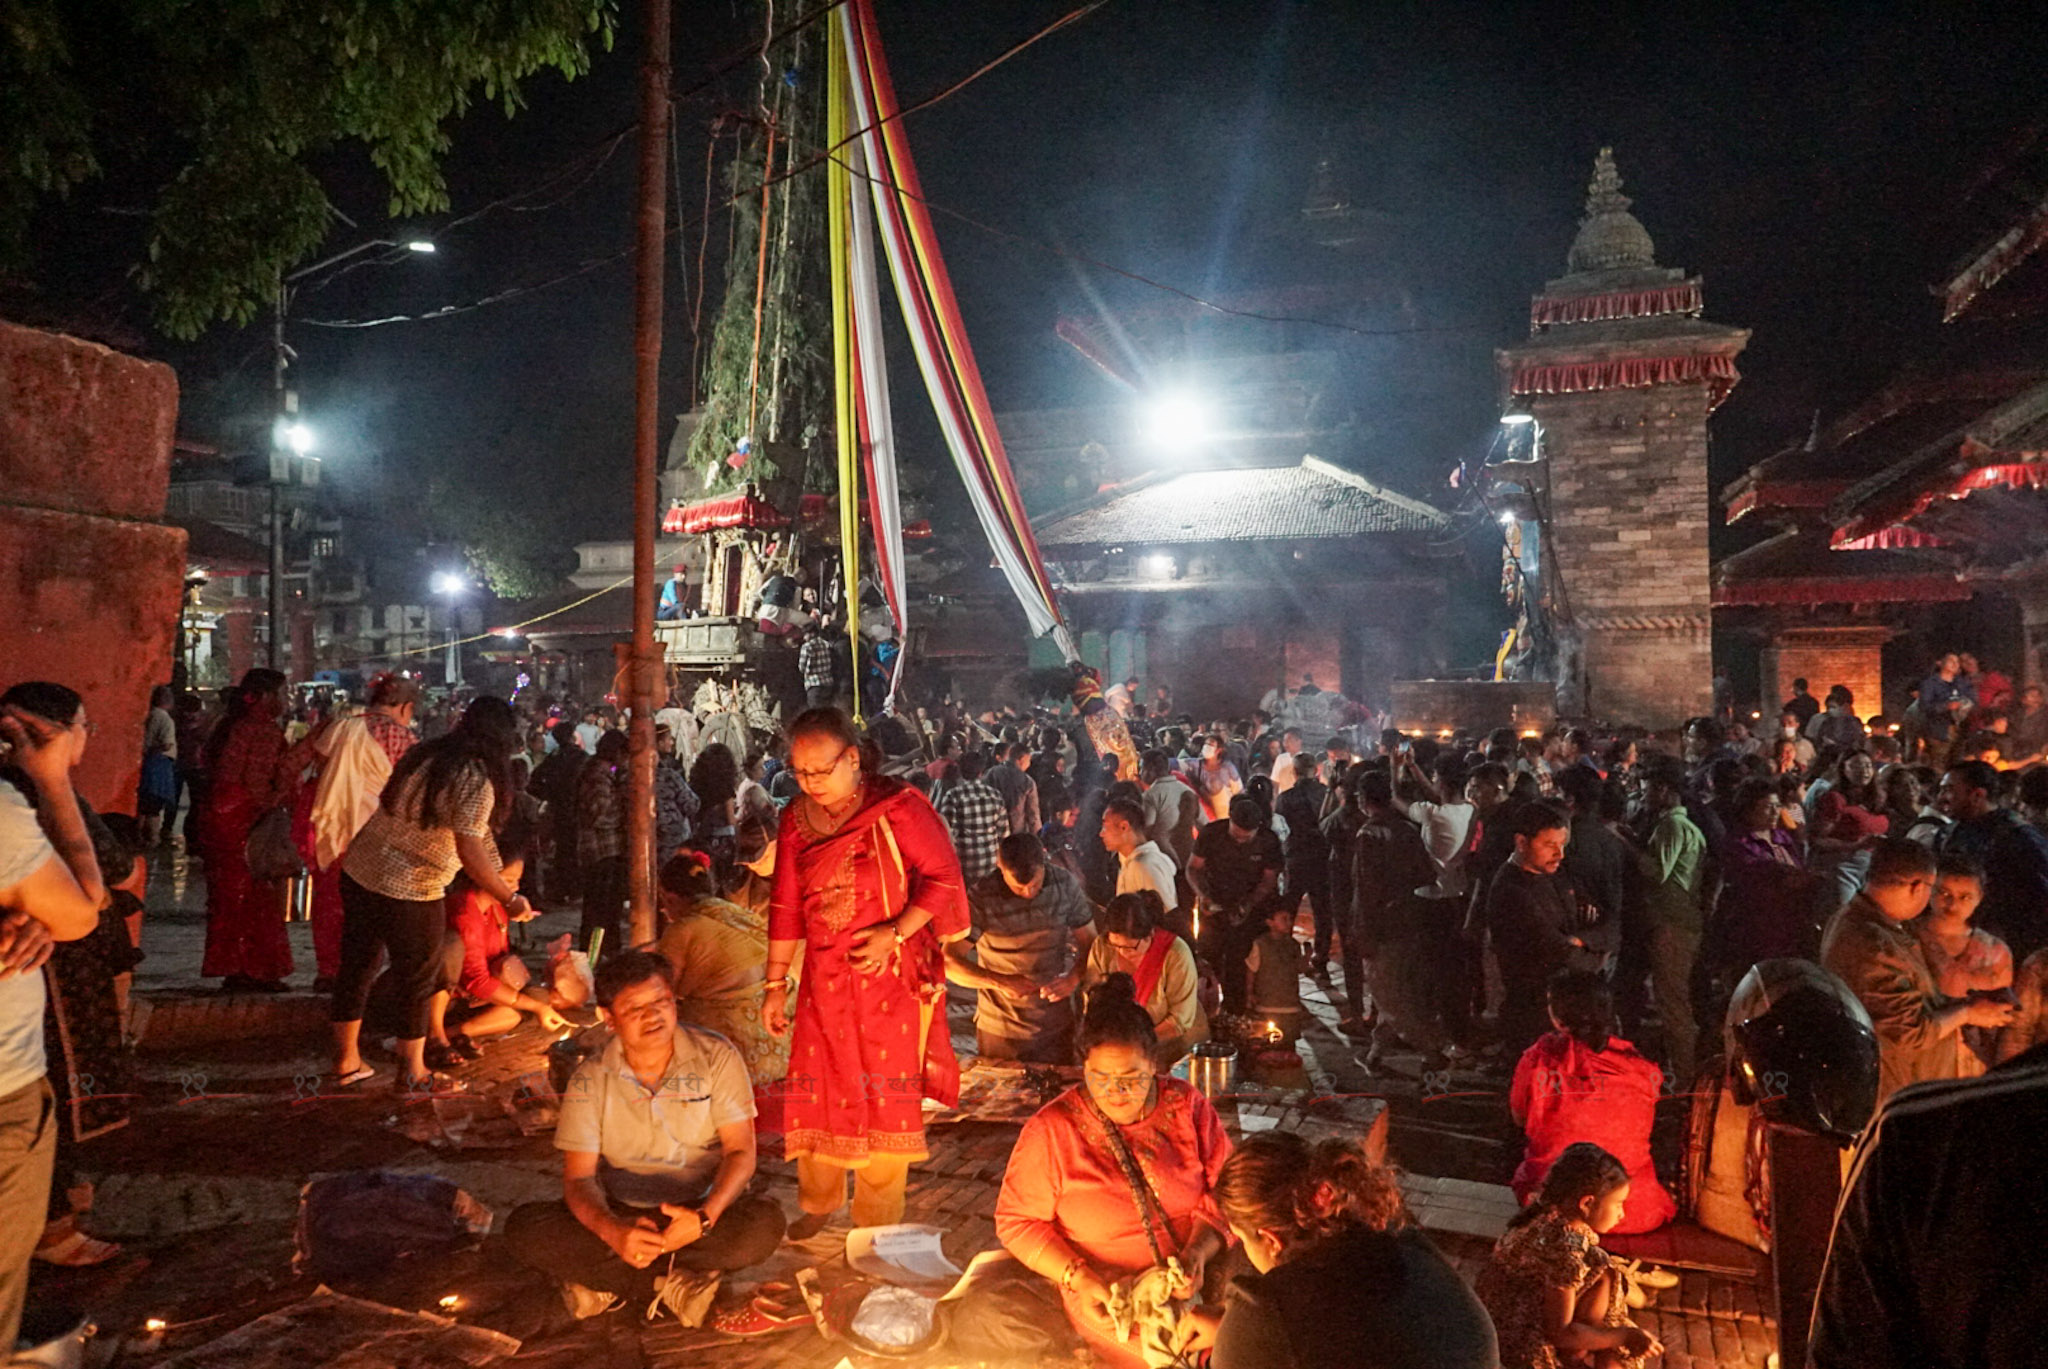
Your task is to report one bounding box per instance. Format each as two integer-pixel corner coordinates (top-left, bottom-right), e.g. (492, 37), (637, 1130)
(1509, 1031), (1676, 1234)
(769, 775), (969, 1166)
(199, 715), (295, 981)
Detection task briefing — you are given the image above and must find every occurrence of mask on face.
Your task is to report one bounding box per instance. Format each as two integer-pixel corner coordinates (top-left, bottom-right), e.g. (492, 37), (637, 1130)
(1783, 726), (1799, 739)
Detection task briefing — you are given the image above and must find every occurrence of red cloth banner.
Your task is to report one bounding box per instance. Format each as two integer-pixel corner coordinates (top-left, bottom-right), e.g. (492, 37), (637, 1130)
(1529, 283), (1702, 329)
(1511, 352), (1740, 405)
(675, 492), (790, 534)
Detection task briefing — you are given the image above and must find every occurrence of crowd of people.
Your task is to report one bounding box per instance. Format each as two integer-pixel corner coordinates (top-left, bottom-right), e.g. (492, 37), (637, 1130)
(4, 650), (2047, 1366)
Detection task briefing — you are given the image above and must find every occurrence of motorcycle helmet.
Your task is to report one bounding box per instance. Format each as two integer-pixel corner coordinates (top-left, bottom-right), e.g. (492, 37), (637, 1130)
(1724, 958), (1879, 1141)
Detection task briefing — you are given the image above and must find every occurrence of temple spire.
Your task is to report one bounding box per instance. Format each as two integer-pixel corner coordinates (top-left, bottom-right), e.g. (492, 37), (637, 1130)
(1567, 146), (1657, 274)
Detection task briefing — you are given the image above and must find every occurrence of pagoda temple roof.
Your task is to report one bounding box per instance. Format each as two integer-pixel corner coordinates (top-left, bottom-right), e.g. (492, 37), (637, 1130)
(1830, 378), (2048, 554)
(1712, 530), (1967, 607)
(1031, 456), (1447, 552)
(1722, 367), (2048, 524)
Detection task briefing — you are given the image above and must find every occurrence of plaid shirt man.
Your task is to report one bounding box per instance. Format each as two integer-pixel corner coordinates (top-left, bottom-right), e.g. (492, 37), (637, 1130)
(937, 778), (1007, 882)
(799, 635), (833, 690)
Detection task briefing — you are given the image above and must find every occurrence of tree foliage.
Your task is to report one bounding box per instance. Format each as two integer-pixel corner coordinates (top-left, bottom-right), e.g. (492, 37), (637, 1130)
(685, 14), (834, 501)
(1, 0), (615, 338)
(421, 474), (577, 602)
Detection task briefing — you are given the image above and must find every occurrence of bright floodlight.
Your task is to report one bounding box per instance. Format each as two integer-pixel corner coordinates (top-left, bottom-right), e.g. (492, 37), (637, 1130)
(282, 421), (315, 454)
(432, 571), (466, 595)
(1142, 392), (1213, 450)
(1500, 410), (1536, 426)
(406, 240), (437, 253)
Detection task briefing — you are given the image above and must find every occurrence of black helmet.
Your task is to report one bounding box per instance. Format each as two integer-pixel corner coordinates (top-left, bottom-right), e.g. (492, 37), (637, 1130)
(1724, 958), (1879, 1141)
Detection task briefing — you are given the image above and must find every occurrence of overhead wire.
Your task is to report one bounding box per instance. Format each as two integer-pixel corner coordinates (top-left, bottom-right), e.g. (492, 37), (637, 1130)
(300, 0), (1483, 343)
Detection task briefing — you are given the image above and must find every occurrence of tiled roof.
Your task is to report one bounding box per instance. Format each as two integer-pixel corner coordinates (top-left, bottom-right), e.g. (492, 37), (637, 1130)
(1033, 457), (1446, 548)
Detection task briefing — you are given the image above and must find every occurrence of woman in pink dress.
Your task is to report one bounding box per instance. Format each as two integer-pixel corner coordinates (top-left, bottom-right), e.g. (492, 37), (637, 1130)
(763, 708), (969, 1237)
(996, 974), (1232, 1368)
(1509, 970), (1675, 1235)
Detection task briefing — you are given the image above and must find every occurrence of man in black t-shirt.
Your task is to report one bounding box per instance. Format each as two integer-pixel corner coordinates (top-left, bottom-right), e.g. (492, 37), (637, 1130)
(1190, 795), (1284, 1014)
(1483, 801), (1599, 1062)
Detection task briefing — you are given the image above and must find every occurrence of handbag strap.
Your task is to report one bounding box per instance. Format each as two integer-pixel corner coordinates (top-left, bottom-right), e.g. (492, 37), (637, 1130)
(1079, 1086), (1176, 1269)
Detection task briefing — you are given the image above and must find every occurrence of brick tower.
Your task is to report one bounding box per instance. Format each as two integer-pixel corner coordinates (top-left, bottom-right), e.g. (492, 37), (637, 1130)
(1498, 149), (1749, 727)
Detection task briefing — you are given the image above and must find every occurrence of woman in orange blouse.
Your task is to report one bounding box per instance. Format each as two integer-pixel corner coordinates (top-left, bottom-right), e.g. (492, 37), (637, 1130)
(996, 973), (1232, 1368)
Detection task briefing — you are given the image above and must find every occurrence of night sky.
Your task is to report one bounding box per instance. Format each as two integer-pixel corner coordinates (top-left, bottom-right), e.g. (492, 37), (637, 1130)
(100, 2), (2048, 548)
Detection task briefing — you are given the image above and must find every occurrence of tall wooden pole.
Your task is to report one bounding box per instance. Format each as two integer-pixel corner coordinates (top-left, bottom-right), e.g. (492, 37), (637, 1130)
(626, 0), (671, 945)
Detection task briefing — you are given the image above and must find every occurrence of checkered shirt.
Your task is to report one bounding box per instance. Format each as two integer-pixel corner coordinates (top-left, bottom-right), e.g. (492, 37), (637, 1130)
(799, 635), (833, 690)
(937, 778), (1008, 882)
(341, 759), (497, 902)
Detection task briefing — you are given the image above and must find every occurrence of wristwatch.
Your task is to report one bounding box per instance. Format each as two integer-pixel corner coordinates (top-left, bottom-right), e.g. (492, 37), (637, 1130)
(691, 1205), (716, 1231)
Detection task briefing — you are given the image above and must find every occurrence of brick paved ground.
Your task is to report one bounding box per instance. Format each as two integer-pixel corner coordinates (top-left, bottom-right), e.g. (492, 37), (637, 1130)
(24, 845), (1774, 1368)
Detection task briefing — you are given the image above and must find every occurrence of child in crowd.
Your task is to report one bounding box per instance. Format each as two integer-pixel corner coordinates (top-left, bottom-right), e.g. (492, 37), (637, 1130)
(1915, 852), (2013, 1075)
(1476, 1142), (1662, 1369)
(1245, 904), (1311, 1044)
(425, 845), (580, 1069)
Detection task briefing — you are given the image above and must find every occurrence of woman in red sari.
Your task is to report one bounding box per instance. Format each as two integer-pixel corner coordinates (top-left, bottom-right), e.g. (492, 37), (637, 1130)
(763, 708), (969, 1238)
(1508, 970), (1675, 1235)
(199, 668), (298, 990)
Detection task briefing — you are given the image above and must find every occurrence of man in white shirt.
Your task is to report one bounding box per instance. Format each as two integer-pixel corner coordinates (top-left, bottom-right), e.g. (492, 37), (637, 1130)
(506, 952), (785, 1320)
(1103, 797), (1178, 912)
(0, 700), (104, 1349)
(1398, 751), (1476, 902)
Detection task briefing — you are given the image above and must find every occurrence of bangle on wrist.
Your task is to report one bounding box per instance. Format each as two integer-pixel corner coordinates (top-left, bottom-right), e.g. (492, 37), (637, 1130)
(764, 978), (790, 991)
(1059, 1258), (1087, 1291)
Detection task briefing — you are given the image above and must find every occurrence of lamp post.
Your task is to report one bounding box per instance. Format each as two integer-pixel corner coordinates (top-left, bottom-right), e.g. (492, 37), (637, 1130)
(432, 571), (468, 688)
(267, 236), (435, 674)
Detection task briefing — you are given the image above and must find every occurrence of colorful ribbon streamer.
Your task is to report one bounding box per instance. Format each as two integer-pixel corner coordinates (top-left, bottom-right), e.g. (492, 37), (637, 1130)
(834, 0), (1075, 656)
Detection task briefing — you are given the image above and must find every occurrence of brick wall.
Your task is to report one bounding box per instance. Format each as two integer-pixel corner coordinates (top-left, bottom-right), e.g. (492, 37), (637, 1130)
(1531, 384), (1716, 728)
(1, 322), (185, 813)
(1760, 627), (1890, 724)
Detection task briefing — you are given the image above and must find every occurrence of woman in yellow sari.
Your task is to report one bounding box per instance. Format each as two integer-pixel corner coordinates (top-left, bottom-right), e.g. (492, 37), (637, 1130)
(653, 851), (792, 1083)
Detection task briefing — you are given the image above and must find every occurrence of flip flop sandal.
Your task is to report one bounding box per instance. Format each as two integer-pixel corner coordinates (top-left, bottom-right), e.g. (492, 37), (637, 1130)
(35, 1228), (123, 1267)
(329, 1065), (376, 1088)
(397, 1071), (469, 1098)
(709, 1301), (811, 1336)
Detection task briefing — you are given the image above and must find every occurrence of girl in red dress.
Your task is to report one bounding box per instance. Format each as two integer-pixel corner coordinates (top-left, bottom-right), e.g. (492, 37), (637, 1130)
(763, 708), (969, 1236)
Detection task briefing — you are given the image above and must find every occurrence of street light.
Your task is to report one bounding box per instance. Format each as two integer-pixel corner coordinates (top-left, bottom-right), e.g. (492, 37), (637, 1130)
(1496, 408), (1543, 464)
(432, 571), (468, 687)
(265, 233), (437, 673)
(1141, 392), (1215, 451)
(276, 420), (316, 455)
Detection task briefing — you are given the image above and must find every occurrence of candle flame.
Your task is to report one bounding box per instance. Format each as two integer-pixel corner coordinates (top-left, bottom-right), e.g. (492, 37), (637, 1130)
(144, 1319), (168, 1334)
(438, 1295), (462, 1311)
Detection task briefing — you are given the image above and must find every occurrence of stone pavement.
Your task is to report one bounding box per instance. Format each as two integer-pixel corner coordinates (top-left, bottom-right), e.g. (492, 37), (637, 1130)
(27, 845), (1774, 1368)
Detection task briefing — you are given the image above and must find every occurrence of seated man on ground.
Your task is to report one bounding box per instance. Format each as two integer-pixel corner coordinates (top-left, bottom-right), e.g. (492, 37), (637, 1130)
(505, 952), (786, 1320)
(946, 832), (1097, 1064)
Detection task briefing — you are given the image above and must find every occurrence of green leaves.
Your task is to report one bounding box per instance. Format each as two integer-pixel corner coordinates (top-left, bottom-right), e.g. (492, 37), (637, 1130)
(2, 0), (617, 337)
